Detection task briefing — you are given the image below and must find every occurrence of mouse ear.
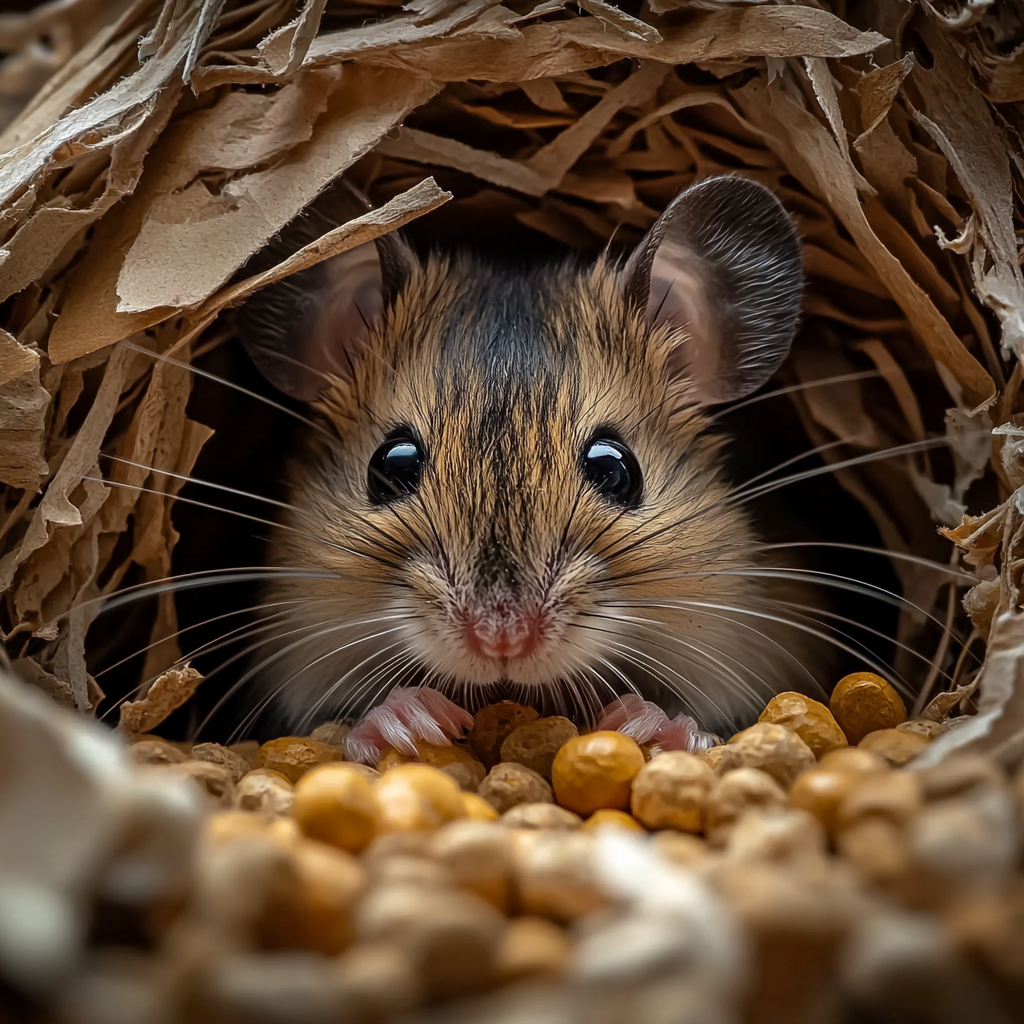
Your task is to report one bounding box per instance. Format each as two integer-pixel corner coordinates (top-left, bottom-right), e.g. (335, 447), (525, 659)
(237, 179), (414, 402)
(622, 176), (802, 404)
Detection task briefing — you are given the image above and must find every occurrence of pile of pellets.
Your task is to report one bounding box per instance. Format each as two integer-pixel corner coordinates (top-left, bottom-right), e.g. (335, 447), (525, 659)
(4, 670), (1024, 1024)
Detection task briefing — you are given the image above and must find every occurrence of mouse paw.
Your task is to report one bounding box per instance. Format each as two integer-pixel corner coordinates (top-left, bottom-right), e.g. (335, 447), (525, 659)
(597, 695), (717, 754)
(343, 687), (474, 765)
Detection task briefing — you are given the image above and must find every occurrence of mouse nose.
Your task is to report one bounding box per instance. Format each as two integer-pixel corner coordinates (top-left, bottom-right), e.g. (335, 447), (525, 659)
(464, 607), (540, 661)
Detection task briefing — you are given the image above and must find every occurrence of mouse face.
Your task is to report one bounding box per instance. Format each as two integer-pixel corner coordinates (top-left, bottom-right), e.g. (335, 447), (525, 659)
(239, 176), (806, 736)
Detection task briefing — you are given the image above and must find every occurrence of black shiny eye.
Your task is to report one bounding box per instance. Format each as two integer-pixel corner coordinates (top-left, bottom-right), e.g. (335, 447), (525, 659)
(582, 436), (643, 508)
(368, 433), (424, 504)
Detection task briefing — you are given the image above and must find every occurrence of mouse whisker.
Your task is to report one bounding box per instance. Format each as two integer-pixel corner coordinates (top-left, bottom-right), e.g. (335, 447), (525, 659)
(594, 601), (827, 696)
(85, 477), (408, 572)
(596, 565), (972, 658)
(101, 606), (345, 726)
(584, 635), (740, 725)
(752, 542), (973, 581)
(578, 612), (781, 716)
(99, 455), (305, 514)
(197, 616), (415, 740)
(706, 369), (883, 424)
(248, 637), (415, 742)
(301, 627), (434, 729)
(121, 340), (338, 443)
(613, 597), (905, 694)
(93, 599), (310, 680)
(768, 595), (957, 685)
(724, 430), (994, 509)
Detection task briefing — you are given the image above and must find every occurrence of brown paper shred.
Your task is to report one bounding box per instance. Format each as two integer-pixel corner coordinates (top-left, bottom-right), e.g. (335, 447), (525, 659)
(0, 361), (49, 492)
(914, 611), (1024, 770)
(183, 176), (452, 335)
(116, 65), (437, 314)
(908, 20), (1024, 363)
(733, 76), (996, 411)
(0, 327), (38, 388)
(857, 53), (915, 141)
(117, 663), (203, 735)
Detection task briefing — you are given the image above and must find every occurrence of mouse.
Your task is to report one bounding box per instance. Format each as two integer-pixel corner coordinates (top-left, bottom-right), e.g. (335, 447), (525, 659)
(234, 174), (814, 765)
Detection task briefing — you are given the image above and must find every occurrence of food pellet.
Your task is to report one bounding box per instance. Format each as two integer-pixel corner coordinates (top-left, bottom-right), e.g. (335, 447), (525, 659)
(705, 767), (787, 846)
(581, 808), (645, 832)
(292, 763), (379, 854)
(374, 763), (467, 832)
(715, 722), (816, 789)
(468, 702), (540, 768)
(857, 727), (931, 767)
(551, 731), (645, 816)
(251, 737), (344, 784)
(630, 750), (716, 832)
(477, 761), (553, 813)
(758, 691), (848, 758)
(829, 671), (907, 745)
(500, 716), (578, 780)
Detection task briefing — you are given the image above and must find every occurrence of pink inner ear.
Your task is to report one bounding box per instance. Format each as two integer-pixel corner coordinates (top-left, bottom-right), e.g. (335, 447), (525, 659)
(311, 240), (384, 383)
(647, 238), (720, 392)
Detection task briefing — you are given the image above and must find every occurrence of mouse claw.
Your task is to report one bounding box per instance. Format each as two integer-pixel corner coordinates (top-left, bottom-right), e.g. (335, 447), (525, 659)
(597, 695), (715, 755)
(343, 686), (473, 765)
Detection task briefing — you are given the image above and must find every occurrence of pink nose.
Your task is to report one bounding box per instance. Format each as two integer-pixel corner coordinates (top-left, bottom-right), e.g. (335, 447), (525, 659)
(464, 609), (540, 661)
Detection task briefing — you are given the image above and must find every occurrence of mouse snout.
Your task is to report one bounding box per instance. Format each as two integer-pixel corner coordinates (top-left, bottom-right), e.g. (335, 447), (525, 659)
(464, 605), (540, 661)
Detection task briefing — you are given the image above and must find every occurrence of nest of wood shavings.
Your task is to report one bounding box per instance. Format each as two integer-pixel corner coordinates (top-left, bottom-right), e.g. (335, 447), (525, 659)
(0, 1), (1023, 753)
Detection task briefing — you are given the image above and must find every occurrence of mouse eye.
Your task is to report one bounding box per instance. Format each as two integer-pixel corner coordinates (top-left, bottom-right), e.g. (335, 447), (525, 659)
(582, 436), (643, 508)
(368, 435), (424, 504)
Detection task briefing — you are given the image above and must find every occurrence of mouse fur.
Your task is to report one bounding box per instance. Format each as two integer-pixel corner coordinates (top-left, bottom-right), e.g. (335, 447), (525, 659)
(237, 176), (821, 738)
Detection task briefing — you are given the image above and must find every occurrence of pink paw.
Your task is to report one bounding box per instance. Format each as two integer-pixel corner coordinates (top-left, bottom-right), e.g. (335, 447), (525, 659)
(343, 687), (474, 765)
(597, 695), (717, 754)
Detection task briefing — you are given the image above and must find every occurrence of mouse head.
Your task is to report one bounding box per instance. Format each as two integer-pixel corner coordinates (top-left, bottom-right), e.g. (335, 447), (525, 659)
(239, 176), (803, 726)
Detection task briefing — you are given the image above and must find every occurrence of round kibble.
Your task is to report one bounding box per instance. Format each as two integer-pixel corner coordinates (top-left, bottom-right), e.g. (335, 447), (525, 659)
(829, 672), (906, 745)
(789, 768), (864, 838)
(705, 767), (787, 846)
(837, 770), (922, 829)
(726, 808), (827, 864)
(858, 728), (931, 767)
(500, 716), (578, 780)
(251, 737), (344, 784)
(897, 718), (944, 740)
(461, 792), (500, 822)
(758, 691), (848, 758)
(375, 764), (466, 832)
(129, 738), (187, 766)
(716, 723), (816, 789)
(468, 702), (540, 768)
(191, 742), (251, 783)
(293, 764), (379, 854)
(259, 838), (367, 954)
(582, 809), (645, 833)
(630, 751), (716, 832)
(308, 722), (350, 748)
(477, 762), (553, 813)
(701, 745), (729, 773)
(495, 917), (571, 982)
(514, 831), (608, 923)
(818, 747), (889, 774)
(501, 803), (582, 831)
(651, 831), (709, 868)
(166, 760), (235, 807)
(431, 820), (514, 912)
(235, 768), (295, 819)
(414, 742), (486, 791)
(552, 732), (645, 817)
